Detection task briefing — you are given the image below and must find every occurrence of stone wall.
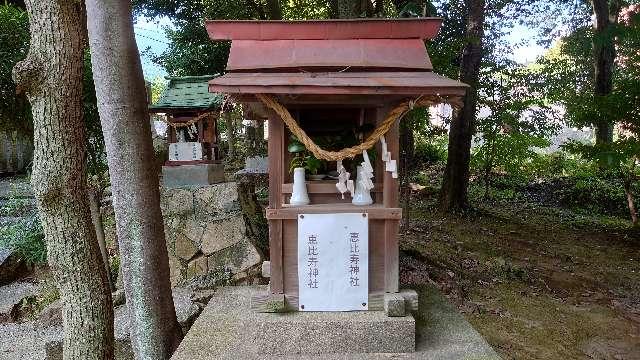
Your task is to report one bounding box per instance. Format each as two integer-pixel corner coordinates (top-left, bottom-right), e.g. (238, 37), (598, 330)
(161, 182), (263, 288)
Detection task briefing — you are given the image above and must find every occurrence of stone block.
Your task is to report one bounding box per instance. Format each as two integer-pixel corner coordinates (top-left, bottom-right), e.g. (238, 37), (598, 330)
(384, 293), (406, 317)
(400, 289), (419, 312)
(0, 281), (36, 323)
(162, 164), (224, 188)
(193, 182), (240, 218)
(200, 215), (246, 255)
(207, 239), (261, 275)
(183, 218), (205, 244)
(45, 288), (205, 360)
(160, 188), (193, 216)
(168, 254), (184, 287)
(261, 261), (271, 278)
(175, 233), (199, 261)
(187, 256), (209, 278)
(0, 248), (26, 286)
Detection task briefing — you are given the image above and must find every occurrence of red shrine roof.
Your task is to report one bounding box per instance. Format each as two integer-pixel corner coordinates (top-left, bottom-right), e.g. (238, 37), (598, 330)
(205, 19), (467, 99)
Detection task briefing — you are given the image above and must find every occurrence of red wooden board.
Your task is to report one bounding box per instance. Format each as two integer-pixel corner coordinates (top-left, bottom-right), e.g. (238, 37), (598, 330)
(226, 39), (432, 71)
(209, 71), (468, 96)
(206, 18), (442, 40)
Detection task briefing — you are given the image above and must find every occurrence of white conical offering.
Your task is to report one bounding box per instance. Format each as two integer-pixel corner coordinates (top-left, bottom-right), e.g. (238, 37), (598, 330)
(290, 167), (310, 206)
(352, 165), (374, 206)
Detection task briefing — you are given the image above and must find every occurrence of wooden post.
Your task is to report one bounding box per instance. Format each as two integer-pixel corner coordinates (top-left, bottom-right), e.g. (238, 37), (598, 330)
(268, 108), (285, 294)
(383, 111), (400, 293)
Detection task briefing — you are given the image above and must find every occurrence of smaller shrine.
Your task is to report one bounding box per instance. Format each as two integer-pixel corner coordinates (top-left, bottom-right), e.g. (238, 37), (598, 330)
(149, 75), (225, 187)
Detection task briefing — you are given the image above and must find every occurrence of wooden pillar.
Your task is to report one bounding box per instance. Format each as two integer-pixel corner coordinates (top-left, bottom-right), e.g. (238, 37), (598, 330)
(268, 109), (285, 294)
(382, 110), (400, 293)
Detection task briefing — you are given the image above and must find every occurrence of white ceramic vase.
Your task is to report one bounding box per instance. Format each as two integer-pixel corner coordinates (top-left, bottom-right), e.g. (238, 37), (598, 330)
(290, 167), (310, 206)
(352, 166), (373, 206)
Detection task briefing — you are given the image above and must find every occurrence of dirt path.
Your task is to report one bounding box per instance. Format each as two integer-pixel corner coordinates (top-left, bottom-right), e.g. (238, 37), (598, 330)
(400, 200), (640, 360)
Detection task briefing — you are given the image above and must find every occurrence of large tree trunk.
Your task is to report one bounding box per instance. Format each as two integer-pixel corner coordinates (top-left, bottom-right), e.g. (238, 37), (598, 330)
(224, 111), (237, 159)
(12, 1), (114, 359)
(623, 179), (638, 227)
(89, 187), (113, 291)
(85, 0), (183, 358)
(591, 0), (621, 145)
(439, 0), (485, 213)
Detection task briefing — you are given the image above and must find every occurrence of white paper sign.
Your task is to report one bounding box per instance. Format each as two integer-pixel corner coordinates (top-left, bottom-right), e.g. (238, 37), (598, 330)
(298, 213), (369, 312)
(169, 142), (203, 161)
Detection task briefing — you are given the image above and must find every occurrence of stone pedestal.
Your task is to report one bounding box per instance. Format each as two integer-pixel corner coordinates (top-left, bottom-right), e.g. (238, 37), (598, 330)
(162, 164), (224, 188)
(171, 285), (501, 360)
(171, 286), (415, 359)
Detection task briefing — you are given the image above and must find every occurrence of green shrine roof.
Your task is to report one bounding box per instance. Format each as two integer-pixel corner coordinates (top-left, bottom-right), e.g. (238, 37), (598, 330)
(149, 75), (223, 112)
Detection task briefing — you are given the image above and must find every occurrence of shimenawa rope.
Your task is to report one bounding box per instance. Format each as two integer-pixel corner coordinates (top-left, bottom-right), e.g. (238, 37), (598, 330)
(160, 112), (215, 128)
(256, 93), (463, 162)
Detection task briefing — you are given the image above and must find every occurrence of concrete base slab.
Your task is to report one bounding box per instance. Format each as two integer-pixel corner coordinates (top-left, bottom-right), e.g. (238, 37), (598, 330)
(171, 286), (501, 360)
(162, 164), (224, 188)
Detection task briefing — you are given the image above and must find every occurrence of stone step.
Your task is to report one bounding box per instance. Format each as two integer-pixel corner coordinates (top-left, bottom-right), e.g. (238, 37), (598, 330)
(254, 311), (414, 355)
(171, 286), (416, 359)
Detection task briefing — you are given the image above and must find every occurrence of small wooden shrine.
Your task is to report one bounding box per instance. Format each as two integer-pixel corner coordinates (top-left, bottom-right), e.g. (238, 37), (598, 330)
(207, 19), (467, 317)
(149, 76), (223, 166)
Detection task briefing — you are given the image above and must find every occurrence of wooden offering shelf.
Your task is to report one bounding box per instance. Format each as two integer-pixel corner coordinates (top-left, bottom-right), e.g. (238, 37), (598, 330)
(281, 181), (383, 194)
(266, 203), (402, 220)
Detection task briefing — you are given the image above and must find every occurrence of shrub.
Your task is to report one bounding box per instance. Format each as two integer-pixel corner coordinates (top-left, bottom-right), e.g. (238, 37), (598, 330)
(0, 183), (46, 265)
(0, 216), (46, 265)
(414, 135), (448, 165)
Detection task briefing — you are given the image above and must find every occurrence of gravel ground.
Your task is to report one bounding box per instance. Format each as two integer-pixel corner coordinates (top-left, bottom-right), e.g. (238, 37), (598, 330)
(0, 322), (61, 360)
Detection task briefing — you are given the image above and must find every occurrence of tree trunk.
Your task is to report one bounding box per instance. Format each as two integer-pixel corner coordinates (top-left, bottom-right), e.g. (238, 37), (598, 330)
(237, 180), (269, 257)
(439, 0), (485, 213)
(623, 178), (638, 227)
(224, 111), (236, 159)
(12, 1), (114, 359)
(591, 0), (621, 145)
(89, 187), (113, 291)
(85, 1), (183, 358)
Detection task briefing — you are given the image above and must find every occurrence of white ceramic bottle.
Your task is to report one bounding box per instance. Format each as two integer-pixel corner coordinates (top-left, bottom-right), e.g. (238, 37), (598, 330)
(290, 167), (310, 206)
(352, 166), (373, 206)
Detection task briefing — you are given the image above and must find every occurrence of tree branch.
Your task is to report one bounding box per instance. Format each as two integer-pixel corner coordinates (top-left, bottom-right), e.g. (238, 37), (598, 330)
(12, 53), (44, 95)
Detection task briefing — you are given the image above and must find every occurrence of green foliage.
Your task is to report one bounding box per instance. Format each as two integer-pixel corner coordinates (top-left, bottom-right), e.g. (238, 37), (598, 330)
(149, 76), (168, 104)
(0, 3), (31, 136)
(563, 138), (640, 171)
(472, 62), (558, 195)
(110, 254), (120, 287)
(0, 216), (46, 265)
(133, 0), (331, 76)
(562, 138), (640, 224)
(288, 138), (322, 174)
(414, 134), (448, 164)
(0, 183), (46, 265)
(83, 52), (109, 180)
(18, 279), (59, 320)
(562, 174), (633, 214)
(283, 0), (329, 19)
(533, 6), (640, 134)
